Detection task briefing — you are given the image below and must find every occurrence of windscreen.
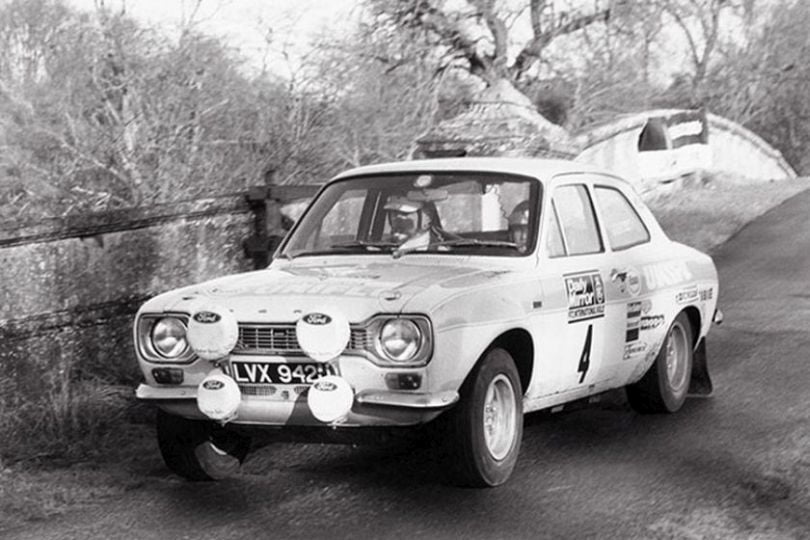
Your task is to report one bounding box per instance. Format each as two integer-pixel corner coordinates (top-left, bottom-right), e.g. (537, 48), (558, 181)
(281, 171), (541, 258)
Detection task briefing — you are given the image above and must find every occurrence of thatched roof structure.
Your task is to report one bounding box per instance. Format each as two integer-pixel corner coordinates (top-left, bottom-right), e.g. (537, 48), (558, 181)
(413, 79), (579, 159)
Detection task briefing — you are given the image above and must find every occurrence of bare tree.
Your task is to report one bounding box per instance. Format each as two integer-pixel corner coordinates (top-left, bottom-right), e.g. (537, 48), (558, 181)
(705, 0), (810, 172)
(0, 0), (293, 217)
(366, 0), (611, 86)
(654, 0), (751, 100)
(306, 24), (446, 169)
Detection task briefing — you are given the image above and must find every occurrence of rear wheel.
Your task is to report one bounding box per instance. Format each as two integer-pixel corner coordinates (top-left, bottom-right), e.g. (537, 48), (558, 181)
(156, 409), (251, 481)
(442, 348), (523, 487)
(627, 312), (694, 414)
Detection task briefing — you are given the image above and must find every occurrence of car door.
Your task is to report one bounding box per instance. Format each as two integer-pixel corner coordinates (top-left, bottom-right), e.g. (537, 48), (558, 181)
(528, 179), (614, 402)
(589, 180), (658, 383)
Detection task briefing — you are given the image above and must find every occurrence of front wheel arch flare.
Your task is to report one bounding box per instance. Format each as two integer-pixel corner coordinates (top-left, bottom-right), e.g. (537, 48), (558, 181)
(465, 329), (533, 396)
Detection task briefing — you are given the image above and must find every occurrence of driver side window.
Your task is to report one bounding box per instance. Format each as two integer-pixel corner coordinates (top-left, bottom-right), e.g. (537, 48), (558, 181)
(551, 184), (603, 256)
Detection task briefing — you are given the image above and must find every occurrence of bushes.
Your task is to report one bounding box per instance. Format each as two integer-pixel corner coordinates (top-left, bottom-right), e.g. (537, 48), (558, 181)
(0, 367), (134, 464)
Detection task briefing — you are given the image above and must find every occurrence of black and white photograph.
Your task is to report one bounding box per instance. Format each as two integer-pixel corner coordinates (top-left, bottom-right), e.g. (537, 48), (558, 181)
(1, 0), (809, 538)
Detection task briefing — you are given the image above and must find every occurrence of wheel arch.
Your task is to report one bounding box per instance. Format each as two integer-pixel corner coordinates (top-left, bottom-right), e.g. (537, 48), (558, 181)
(681, 305), (702, 349)
(679, 306), (714, 396)
(465, 328), (534, 396)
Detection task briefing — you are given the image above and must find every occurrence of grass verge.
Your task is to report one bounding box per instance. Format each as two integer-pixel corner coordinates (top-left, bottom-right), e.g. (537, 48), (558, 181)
(645, 176), (809, 253)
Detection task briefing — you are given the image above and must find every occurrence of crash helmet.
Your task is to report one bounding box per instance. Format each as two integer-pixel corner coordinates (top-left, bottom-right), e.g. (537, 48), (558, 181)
(384, 197), (424, 239)
(507, 200), (531, 251)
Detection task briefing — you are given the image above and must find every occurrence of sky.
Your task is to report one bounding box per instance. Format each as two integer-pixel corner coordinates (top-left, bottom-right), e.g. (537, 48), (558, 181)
(61, 0), (722, 84)
(66, 0), (360, 76)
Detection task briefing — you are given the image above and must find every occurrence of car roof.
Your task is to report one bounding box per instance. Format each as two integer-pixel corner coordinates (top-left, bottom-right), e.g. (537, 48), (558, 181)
(331, 157), (623, 184)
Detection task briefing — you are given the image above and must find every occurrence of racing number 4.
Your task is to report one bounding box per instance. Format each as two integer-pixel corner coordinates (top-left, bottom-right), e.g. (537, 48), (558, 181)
(578, 325), (593, 383)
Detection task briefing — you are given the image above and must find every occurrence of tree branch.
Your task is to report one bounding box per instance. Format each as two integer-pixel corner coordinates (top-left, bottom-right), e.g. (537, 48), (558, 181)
(469, 0), (509, 74)
(511, 8), (610, 81)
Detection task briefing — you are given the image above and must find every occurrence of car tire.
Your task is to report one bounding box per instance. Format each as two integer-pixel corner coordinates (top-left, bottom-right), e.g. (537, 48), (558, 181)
(626, 312), (694, 414)
(156, 409), (251, 481)
(442, 347), (523, 487)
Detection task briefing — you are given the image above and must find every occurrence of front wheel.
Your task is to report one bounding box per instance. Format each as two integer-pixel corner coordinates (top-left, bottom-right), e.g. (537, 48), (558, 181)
(442, 348), (523, 487)
(626, 312), (694, 414)
(156, 409), (251, 481)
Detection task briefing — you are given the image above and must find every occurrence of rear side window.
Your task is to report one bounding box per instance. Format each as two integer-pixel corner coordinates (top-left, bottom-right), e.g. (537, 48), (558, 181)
(594, 186), (650, 250)
(552, 184), (603, 256)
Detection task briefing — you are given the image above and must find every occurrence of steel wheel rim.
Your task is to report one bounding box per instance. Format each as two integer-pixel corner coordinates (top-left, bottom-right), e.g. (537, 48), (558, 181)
(665, 322), (689, 393)
(483, 374), (517, 461)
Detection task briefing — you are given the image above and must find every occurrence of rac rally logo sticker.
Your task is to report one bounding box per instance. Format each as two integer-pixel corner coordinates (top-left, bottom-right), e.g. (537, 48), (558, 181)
(193, 311), (221, 324)
(303, 313), (332, 325)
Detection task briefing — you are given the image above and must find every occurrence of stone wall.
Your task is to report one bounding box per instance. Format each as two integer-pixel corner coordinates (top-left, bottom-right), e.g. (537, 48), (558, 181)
(0, 196), (254, 395)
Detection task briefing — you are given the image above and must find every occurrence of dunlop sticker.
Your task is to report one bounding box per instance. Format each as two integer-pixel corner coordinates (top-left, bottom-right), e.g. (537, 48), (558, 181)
(641, 314), (665, 331)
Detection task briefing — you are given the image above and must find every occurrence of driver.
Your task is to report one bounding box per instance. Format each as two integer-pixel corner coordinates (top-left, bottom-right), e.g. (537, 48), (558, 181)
(507, 200), (531, 253)
(384, 197), (430, 244)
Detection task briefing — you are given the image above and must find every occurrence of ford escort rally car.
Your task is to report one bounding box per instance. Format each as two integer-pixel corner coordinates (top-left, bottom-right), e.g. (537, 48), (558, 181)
(134, 157), (721, 487)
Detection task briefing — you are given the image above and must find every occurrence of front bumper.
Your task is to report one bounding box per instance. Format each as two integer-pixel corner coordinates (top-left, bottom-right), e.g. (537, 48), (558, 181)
(136, 383), (458, 426)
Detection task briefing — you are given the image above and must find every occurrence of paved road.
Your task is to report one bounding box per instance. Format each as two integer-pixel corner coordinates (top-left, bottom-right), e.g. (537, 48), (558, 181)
(7, 190), (810, 539)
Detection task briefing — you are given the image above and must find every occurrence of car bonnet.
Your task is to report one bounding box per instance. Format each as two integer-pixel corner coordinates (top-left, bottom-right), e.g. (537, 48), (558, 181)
(144, 260), (504, 322)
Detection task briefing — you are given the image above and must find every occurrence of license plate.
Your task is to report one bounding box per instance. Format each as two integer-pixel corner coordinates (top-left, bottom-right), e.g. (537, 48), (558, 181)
(229, 361), (336, 385)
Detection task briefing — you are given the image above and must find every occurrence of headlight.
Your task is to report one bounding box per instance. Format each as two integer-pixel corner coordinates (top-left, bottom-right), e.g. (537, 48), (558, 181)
(378, 319), (422, 362)
(151, 317), (188, 358)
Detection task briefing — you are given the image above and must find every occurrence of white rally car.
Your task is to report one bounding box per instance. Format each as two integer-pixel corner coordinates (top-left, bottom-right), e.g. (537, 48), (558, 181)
(134, 158), (721, 487)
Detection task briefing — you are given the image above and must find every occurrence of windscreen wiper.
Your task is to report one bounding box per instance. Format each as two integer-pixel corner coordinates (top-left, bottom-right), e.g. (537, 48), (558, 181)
(430, 239), (520, 249)
(330, 240), (399, 251)
(393, 238), (520, 258)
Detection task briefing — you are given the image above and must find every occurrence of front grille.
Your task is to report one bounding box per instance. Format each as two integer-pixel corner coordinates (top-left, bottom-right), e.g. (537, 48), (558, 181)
(239, 385), (309, 396)
(234, 323), (370, 355)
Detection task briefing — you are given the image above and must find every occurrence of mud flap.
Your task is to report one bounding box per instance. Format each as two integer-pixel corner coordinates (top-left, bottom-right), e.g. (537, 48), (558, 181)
(688, 337), (713, 397)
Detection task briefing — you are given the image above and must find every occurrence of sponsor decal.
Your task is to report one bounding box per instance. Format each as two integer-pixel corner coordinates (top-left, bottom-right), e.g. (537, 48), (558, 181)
(565, 271), (605, 323)
(202, 380), (225, 390)
(643, 260), (692, 290)
(193, 311), (221, 324)
(630, 341), (662, 380)
(699, 287), (714, 301)
(626, 302), (642, 343)
(676, 286), (699, 304)
(646, 343), (661, 363)
(612, 267), (642, 297)
(640, 315), (666, 331)
(303, 313), (332, 325)
(641, 299), (653, 314)
(623, 342), (648, 360)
